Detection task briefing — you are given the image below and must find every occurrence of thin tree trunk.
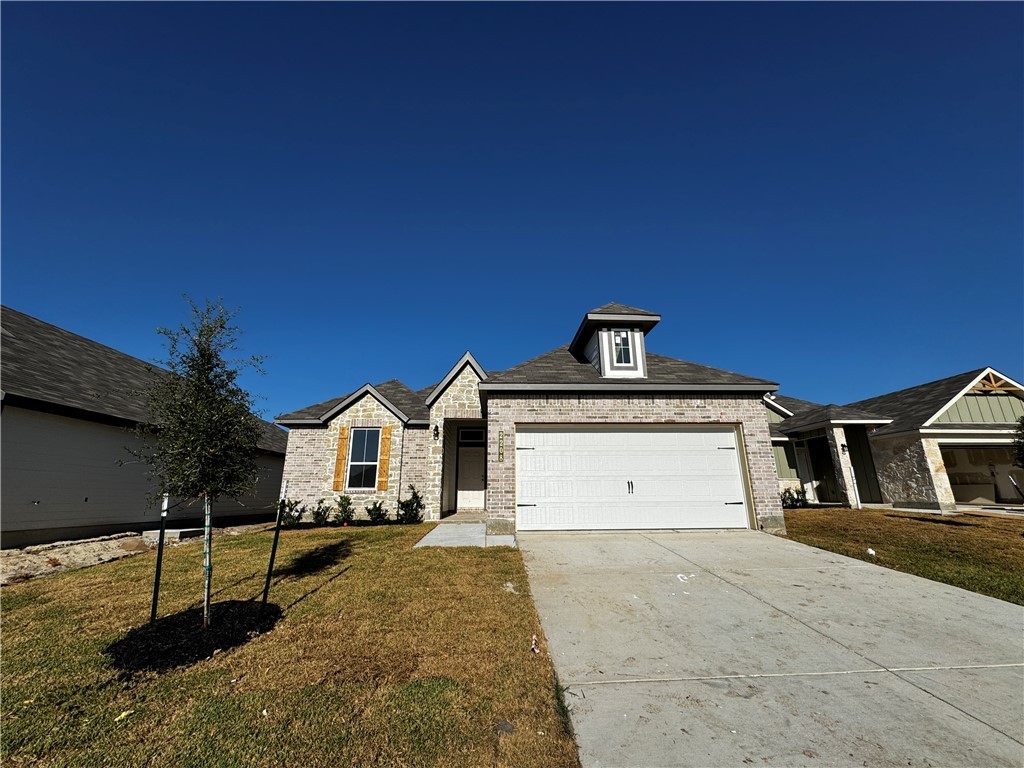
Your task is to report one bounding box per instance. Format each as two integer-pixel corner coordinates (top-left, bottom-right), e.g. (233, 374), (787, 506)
(203, 493), (212, 628)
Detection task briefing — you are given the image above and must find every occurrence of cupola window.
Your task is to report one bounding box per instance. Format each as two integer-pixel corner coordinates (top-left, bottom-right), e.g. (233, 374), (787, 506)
(613, 331), (632, 366)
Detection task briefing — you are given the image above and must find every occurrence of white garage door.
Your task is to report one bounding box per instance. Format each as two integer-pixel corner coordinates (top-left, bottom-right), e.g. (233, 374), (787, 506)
(516, 426), (750, 531)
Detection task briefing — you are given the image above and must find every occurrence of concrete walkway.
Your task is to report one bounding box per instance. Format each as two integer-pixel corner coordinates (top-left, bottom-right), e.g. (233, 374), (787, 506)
(413, 522), (516, 548)
(520, 530), (1024, 768)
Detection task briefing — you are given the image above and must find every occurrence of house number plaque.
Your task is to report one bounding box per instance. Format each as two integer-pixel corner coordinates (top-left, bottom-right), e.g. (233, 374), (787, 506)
(498, 431), (505, 462)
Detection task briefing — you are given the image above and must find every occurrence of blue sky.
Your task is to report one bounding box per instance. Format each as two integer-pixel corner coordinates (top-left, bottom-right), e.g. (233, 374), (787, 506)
(3, 2), (1021, 421)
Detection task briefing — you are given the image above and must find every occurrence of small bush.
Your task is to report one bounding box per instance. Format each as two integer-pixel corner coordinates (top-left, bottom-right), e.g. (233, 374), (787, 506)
(365, 500), (389, 525)
(334, 494), (354, 525)
(310, 499), (333, 526)
(396, 485), (425, 524)
(279, 498), (304, 528)
(781, 487), (808, 509)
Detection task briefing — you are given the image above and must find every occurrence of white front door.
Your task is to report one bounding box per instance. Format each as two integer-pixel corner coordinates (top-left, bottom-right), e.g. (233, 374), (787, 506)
(457, 447), (486, 509)
(515, 426), (751, 531)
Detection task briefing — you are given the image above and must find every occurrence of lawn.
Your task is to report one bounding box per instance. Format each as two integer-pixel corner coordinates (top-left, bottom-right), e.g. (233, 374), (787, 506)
(1, 524), (580, 767)
(782, 507), (1024, 605)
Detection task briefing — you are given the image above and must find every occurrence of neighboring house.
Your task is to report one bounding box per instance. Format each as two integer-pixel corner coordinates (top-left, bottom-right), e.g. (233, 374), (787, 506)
(1, 306), (288, 548)
(277, 303), (786, 534)
(767, 368), (1024, 510)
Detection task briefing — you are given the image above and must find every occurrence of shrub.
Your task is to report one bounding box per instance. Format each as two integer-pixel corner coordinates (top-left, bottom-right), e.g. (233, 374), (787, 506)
(396, 485), (425, 524)
(365, 500), (389, 525)
(781, 487), (808, 509)
(334, 494), (354, 525)
(310, 499), (333, 526)
(278, 498), (304, 528)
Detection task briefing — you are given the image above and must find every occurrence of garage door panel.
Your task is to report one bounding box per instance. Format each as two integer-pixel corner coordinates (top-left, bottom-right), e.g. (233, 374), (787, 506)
(516, 426), (750, 531)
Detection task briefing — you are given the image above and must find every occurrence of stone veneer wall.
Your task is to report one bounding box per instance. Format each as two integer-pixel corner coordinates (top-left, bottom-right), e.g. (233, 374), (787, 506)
(869, 435), (956, 511)
(424, 364), (484, 520)
(485, 392), (786, 534)
(825, 426), (857, 507)
(279, 394), (413, 519)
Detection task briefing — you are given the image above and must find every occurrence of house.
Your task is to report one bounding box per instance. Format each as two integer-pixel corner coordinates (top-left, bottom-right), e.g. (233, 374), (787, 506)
(767, 368), (1024, 510)
(1, 306), (288, 548)
(276, 303), (786, 534)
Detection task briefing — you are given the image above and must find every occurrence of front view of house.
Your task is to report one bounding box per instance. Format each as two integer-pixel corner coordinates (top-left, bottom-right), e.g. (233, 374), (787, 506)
(277, 303), (786, 535)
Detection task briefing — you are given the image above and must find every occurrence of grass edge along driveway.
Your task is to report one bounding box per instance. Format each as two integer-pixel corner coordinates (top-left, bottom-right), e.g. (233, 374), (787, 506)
(782, 506), (1024, 605)
(1, 524), (580, 768)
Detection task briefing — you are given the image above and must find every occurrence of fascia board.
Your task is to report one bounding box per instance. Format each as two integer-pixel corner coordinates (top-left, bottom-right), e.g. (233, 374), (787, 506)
(585, 312), (661, 325)
(478, 382), (777, 393)
(782, 418), (893, 433)
(932, 437), (1014, 445)
(763, 395), (794, 417)
(425, 352), (487, 407)
(320, 384), (409, 424)
(274, 418), (324, 426)
(920, 428), (1015, 435)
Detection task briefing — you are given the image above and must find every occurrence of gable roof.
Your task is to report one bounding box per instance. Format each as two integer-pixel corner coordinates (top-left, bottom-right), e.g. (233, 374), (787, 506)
(479, 345), (777, 391)
(424, 352), (487, 406)
(1, 305), (287, 455)
(275, 379), (430, 425)
(843, 368), (992, 437)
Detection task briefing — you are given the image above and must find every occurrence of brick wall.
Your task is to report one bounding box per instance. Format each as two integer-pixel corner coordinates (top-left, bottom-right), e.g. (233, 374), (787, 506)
(484, 392), (785, 534)
(279, 394), (413, 520)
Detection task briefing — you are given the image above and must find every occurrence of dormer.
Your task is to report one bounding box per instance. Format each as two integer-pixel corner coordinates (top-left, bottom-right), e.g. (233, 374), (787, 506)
(567, 302), (661, 379)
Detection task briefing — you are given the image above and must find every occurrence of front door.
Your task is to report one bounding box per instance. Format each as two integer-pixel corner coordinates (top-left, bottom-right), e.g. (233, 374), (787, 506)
(457, 447), (486, 509)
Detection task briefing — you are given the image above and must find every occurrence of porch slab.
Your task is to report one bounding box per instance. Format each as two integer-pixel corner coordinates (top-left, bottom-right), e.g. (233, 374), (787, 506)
(413, 523), (516, 548)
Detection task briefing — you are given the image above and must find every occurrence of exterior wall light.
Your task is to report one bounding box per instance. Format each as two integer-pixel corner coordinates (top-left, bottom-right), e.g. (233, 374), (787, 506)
(433, 425), (440, 441)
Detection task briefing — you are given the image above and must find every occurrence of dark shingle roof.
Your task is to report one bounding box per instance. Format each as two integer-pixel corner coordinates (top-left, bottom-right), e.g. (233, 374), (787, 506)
(770, 394), (822, 416)
(1, 305), (287, 455)
(778, 404), (892, 434)
(374, 379), (429, 421)
(482, 345), (776, 388)
(587, 302), (660, 317)
(844, 368), (987, 436)
(276, 379), (429, 423)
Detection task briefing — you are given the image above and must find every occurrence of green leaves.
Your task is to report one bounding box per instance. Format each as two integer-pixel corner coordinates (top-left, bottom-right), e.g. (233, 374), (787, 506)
(128, 298), (264, 504)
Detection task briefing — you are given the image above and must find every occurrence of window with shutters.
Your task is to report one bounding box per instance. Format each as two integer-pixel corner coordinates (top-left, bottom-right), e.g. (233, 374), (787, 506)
(347, 428), (381, 490)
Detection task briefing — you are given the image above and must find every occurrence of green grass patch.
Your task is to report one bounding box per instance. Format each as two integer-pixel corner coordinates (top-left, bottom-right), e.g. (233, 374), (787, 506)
(1, 524), (579, 767)
(782, 507), (1024, 605)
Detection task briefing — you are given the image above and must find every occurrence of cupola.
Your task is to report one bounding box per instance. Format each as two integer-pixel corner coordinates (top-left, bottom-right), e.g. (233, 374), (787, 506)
(567, 302), (661, 379)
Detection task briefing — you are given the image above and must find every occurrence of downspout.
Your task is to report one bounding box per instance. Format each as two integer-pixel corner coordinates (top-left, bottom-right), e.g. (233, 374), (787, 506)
(397, 423), (406, 502)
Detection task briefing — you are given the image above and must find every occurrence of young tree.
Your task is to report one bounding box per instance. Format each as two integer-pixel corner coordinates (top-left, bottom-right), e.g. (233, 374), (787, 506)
(130, 299), (264, 627)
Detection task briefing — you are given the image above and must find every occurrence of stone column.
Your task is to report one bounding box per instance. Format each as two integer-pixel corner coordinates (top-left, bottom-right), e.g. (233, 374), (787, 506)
(826, 426), (859, 508)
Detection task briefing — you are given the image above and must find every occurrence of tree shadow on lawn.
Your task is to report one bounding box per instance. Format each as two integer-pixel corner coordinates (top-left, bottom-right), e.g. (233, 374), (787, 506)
(885, 514), (978, 527)
(274, 540), (352, 580)
(105, 600), (282, 676)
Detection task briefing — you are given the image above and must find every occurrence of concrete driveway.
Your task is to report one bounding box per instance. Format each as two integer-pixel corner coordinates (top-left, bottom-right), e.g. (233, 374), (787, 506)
(519, 530), (1024, 768)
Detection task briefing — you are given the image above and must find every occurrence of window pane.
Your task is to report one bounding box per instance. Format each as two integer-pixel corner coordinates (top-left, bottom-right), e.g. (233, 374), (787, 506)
(350, 430), (366, 462)
(348, 463), (377, 489)
(364, 429), (380, 459)
(615, 334), (631, 365)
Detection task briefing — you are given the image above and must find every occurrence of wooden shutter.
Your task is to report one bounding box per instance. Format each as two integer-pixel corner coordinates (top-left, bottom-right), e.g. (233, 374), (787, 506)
(332, 427), (350, 491)
(377, 426), (392, 491)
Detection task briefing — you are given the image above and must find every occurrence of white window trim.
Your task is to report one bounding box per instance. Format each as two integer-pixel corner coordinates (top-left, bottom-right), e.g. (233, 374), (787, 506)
(611, 330), (633, 368)
(346, 427), (381, 490)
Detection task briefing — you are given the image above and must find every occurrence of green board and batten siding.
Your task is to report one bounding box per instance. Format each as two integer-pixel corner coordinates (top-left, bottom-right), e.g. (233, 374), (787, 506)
(773, 444), (799, 479)
(934, 393), (1024, 424)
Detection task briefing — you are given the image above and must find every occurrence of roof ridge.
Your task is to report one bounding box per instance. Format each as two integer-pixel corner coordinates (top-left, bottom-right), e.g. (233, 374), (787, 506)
(844, 367), (988, 408)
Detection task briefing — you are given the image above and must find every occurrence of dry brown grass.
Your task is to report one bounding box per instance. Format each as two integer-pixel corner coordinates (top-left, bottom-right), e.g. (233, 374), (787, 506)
(1, 524), (580, 767)
(782, 507), (1024, 605)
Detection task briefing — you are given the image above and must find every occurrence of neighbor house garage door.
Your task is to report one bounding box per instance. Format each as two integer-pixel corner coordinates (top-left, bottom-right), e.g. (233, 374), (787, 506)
(516, 426), (750, 531)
